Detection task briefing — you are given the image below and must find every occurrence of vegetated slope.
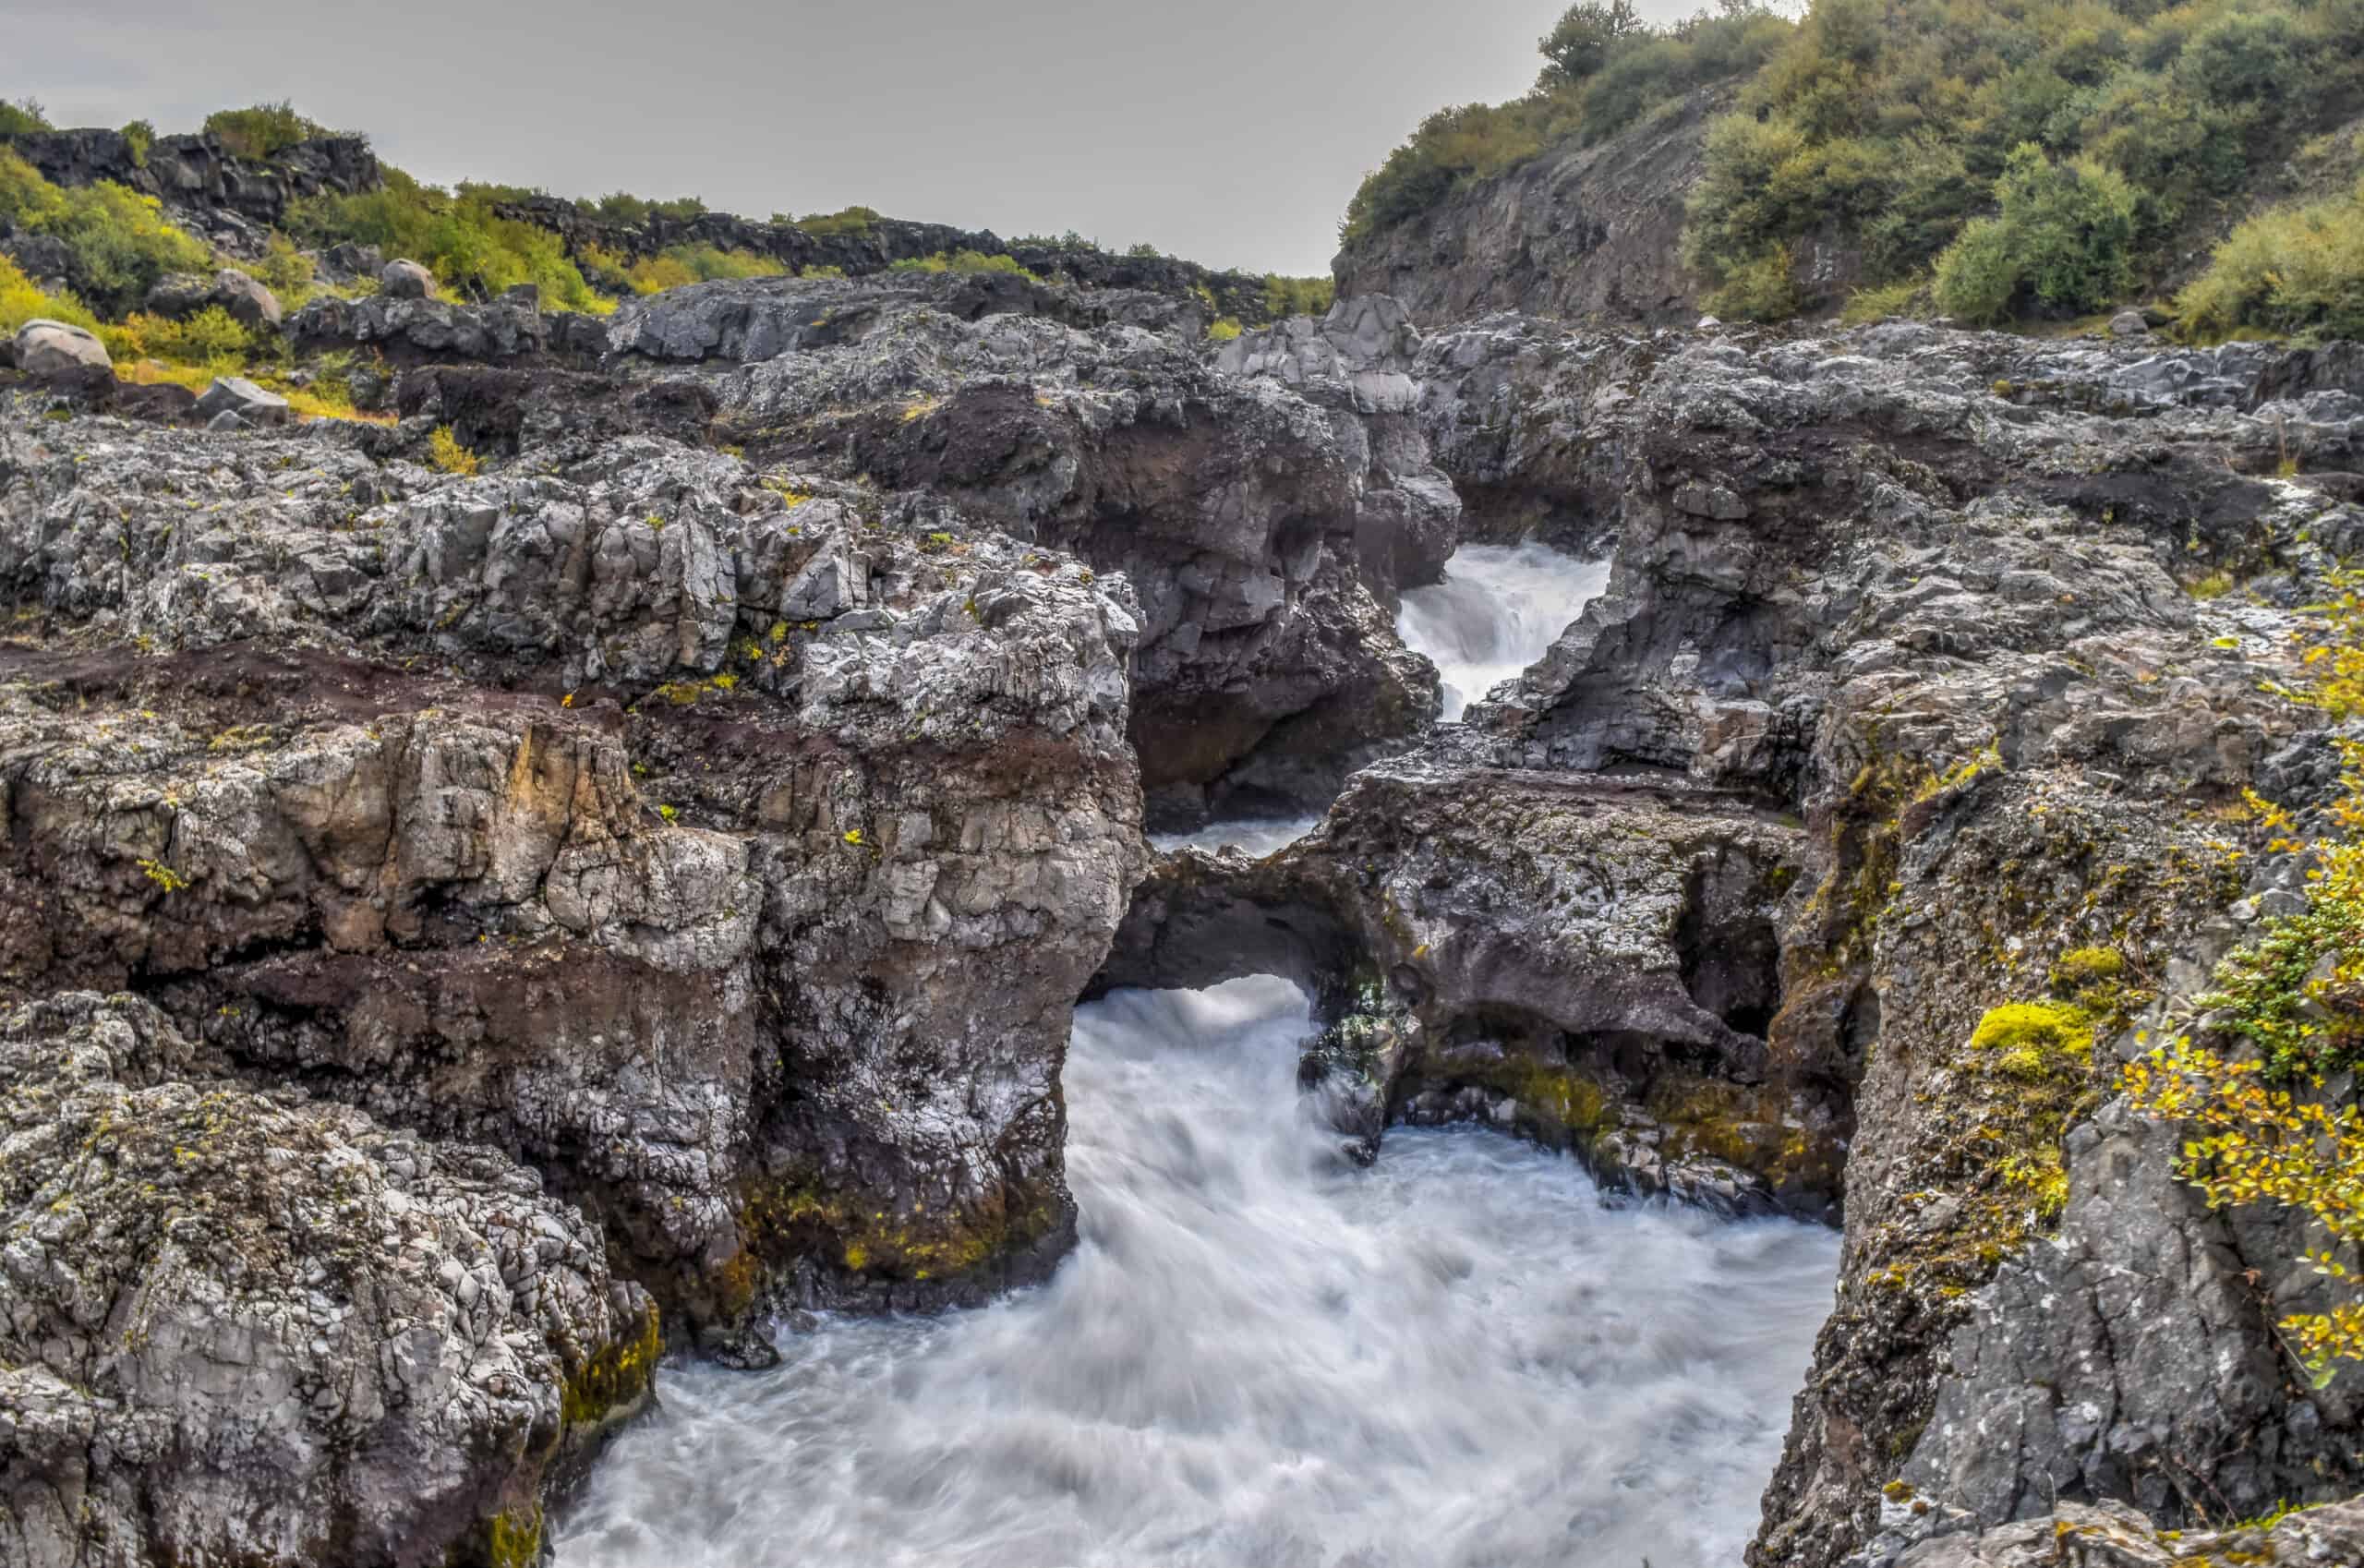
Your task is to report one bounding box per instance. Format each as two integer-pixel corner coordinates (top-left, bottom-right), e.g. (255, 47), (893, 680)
(1336, 0), (2364, 339)
(0, 95), (1334, 397)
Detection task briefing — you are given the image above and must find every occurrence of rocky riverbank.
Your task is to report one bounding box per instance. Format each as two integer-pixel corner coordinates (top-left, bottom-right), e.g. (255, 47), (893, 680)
(7, 261), (2364, 1565)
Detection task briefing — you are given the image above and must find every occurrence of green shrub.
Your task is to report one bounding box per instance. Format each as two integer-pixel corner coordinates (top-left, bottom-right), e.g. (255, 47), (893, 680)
(204, 102), (330, 159)
(1261, 273), (1334, 319)
(1707, 242), (1801, 320)
(1208, 317), (1245, 342)
(119, 119), (155, 166)
(2178, 9), (2305, 111)
(887, 249), (1037, 279)
(102, 305), (253, 369)
(0, 150), (211, 316)
(1839, 272), (1927, 324)
(248, 233), (316, 306)
(592, 192), (707, 224)
(2179, 177), (2364, 343)
(0, 98), (50, 139)
(1931, 144), (2137, 323)
(1542, 0), (1646, 84)
(289, 166), (611, 311)
(0, 253), (101, 339)
(794, 206), (880, 237)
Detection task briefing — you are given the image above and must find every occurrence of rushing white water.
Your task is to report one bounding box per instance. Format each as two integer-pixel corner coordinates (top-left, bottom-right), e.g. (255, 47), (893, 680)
(558, 977), (1837, 1568)
(1397, 544), (1611, 721)
(1149, 817), (1323, 858)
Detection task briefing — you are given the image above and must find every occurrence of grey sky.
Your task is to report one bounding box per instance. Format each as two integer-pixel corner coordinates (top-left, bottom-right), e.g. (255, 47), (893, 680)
(5, 0), (1668, 276)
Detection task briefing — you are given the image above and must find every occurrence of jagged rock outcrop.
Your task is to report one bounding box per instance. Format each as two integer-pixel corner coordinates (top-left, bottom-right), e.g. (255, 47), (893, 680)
(0, 991), (656, 1568)
(606, 275), (1461, 822)
(1113, 314), (2364, 1566)
(1875, 1495), (2364, 1567)
(1333, 87), (1732, 331)
(1103, 743), (1834, 1214)
(5, 127), (378, 261)
(0, 406), (1145, 1348)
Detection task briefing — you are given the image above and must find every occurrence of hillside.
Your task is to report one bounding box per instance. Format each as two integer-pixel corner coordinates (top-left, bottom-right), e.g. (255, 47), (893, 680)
(1334, 0), (2364, 337)
(0, 98), (1333, 411)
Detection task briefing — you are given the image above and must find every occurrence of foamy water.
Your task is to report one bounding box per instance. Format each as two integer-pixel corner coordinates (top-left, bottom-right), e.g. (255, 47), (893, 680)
(1396, 544), (1610, 721)
(557, 977), (1836, 1568)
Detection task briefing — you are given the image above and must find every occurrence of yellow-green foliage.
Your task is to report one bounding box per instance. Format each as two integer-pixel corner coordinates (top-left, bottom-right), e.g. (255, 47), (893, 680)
(590, 191), (707, 224)
(2178, 175), (2364, 344)
(247, 232), (318, 308)
(0, 97), (50, 138)
(482, 1503), (544, 1568)
(1969, 1000), (2093, 1080)
(288, 166), (610, 312)
(887, 249), (1039, 281)
(596, 242), (787, 296)
(101, 305), (252, 370)
(428, 426), (481, 476)
(793, 205), (880, 237)
(1344, 3), (1794, 247)
(561, 1301), (659, 1429)
(1707, 241), (1801, 321)
(202, 101), (329, 160)
(1261, 273), (1335, 319)
(0, 253), (101, 338)
(2123, 577), (2364, 1376)
(1684, 0), (2364, 321)
(0, 148), (211, 316)
(1207, 317), (1244, 342)
(1840, 273), (1928, 325)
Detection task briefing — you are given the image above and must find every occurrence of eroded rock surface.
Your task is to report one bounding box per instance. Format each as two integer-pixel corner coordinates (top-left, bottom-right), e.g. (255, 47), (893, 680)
(0, 991), (655, 1568)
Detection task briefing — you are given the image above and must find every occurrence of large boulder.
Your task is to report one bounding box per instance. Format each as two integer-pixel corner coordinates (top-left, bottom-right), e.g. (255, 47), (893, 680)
(210, 265), (283, 330)
(380, 257), (435, 299)
(194, 374), (292, 427)
(12, 318), (111, 378)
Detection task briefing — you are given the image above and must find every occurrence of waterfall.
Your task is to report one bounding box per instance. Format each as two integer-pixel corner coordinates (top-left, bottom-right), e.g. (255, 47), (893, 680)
(1396, 544), (1611, 722)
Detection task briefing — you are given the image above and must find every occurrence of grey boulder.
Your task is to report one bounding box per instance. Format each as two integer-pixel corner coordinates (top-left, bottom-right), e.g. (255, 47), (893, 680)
(13, 318), (111, 376)
(380, 257), (435, 299)
(194, 375), (292, 428)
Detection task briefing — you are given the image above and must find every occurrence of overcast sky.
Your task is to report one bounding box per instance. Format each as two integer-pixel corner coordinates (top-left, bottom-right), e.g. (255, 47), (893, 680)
(2, 0), (1696, 276)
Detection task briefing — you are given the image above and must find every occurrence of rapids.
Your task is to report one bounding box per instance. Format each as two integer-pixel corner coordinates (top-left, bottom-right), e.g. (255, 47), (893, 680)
(1395, 543), (1611, 722)
(557, 977), (1836, 1568)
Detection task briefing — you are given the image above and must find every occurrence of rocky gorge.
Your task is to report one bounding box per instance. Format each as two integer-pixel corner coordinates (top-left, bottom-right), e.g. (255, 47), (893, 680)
(4, 118), (2364, 1568)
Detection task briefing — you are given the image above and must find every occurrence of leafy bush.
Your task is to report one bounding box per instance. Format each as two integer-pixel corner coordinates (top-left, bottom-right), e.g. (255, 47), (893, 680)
(0, 253), (101, 339)
(0, 150), (211, 316)
(1261, 274), (1335, 319)
(1680, 0), (2364, 318)
(1931, 144), (2137, 322)
(1707, 241), (1801, 320)
(2178, 177), (2364, 343)
(101, 305), (253, 370)
(119, 120), (155, 166)
(248, 233), (317, 307)
(887, 250), (1038, 280)
(1208, 317), (1245, 342)
(428, 425), (481, 476)
(591, 192), (707, 224)
(204, 102), (330, 159)
(1839, 272), (1927, 324)
(1542, 0), (1646, 84)
(0, 98), (50, 139)
(794, 206), (880, 237)
(289, 167), (610, 312)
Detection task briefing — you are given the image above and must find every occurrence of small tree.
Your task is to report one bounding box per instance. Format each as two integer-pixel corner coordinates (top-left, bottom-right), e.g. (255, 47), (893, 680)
(1541, 0), (1645, 84)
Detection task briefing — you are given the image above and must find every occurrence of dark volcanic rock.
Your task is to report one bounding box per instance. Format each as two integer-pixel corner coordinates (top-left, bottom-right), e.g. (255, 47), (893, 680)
(611, 276), (1462, 823)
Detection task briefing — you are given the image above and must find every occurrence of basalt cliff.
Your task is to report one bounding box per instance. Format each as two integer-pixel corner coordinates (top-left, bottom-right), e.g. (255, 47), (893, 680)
(4, 123), (2364, 1568)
